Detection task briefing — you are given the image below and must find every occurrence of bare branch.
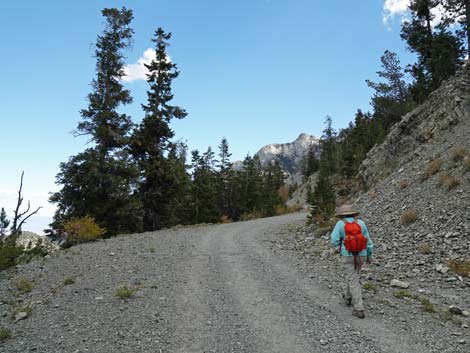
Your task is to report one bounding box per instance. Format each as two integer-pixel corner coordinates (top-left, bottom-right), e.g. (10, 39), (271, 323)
(16, 206), (43, 233)
(11, 171), (42, 235)
(11, 171), (24, 233)
(17, 201), (31, 219)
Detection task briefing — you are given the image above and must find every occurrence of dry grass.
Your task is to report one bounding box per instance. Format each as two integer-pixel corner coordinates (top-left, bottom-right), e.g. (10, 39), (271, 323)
(367, 190), (377, 200)
(450, 146), (466, 162)
(439, 174), (461, 190)
(418, 242), (432, 255)
(400, 209), (417, 224)
(399, 180), (409, 189)
(448, 259), (470, 277)
(275, 205), (303, 216)
(422, 158), (443, 180)
(464, 157), (470, 172)
(422, 127), (433, 141)
(240, 210), (264, 221)
(16, 278), (33, 294)
(220, 215), (232, 224)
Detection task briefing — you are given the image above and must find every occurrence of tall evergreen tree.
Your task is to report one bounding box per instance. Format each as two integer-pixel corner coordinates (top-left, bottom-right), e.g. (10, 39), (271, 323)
(163, 142), (192, 227)
(307, 169), (336, 224)
(49, 8), (141, 237)
(319, 115), (337, 175)
(301, 144), (320, 179)
(76, 7), (134, 156)
(444, 0), (470, 62)
(366, 50), (413, 130)
(190, 149), (220, 223)
(130, 28), (187, 230)
(216, 138), (234, 218)
(401, 0), (464, 101)
(0, 208), (9, 236)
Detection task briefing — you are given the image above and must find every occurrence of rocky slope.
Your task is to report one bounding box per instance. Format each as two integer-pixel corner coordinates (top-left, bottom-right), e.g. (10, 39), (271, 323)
(277, 66), (470, 347)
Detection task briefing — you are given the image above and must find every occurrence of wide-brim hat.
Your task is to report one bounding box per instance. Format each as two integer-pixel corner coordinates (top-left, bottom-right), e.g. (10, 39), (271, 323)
(335, 204), (359, 217)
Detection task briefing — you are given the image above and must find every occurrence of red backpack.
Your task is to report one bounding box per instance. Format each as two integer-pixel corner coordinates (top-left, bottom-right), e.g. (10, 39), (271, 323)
(342, 219), (368, 269)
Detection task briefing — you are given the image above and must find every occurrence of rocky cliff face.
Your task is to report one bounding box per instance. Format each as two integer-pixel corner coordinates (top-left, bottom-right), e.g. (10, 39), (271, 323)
(256, 133), (319, 174)
(233, 133), (320, 185)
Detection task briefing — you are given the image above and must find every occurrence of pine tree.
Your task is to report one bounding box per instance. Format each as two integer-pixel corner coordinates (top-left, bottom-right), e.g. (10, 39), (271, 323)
(190, 149), (220, 223)
(130, 28), (187, 230)
(0, 208), (9, 236)
(163, 142), (192, 227)
(50, 149), (143, 236)
(262, 161), (286, 215)
(401, 0), (464, 101)
(49, 8), (141, 237)
(444, 0), (470, 62)
(366, 51), (413, 130)
(301, 144), (320, 179)
(76, 7), (134, 156)
(216, 138), (234, 218)
(307, 169), (336, 224)
(319, 115), (337, 175)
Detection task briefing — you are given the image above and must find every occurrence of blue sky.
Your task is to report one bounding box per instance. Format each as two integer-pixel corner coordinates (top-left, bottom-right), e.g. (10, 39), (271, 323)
(1, 0), (414, 233)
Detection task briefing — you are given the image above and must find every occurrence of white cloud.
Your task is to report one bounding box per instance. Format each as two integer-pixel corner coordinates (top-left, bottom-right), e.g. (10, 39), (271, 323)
(122, 49), (172, 83)
(122, 48), (156, 82)
(383, 0), (450, 29)
(383, 0), (410, 26)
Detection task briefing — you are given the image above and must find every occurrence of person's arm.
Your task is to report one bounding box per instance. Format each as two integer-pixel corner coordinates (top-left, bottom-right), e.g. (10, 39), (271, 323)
(330, 220), (344, 248)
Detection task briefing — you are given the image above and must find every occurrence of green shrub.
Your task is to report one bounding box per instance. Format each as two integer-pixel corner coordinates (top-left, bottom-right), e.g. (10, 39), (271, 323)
(420, 298), (437, 313)
(63, 216), (106, 246)
(0, 327), (11, 342)
(15, 277), (33, 294)
(363, 282), (376, 291)
(393, 290), (413, 298)
(0, 237), (24, 270)
(63, 277), (75, 286)
(116, 285), (133, 300)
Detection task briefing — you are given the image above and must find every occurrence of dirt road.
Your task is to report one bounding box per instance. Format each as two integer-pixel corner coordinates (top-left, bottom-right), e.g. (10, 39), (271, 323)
(0, 212), (456, 352)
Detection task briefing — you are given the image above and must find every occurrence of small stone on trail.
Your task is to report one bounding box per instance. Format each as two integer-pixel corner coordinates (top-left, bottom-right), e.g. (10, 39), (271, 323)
(390, 279), (409, 288)
(449, 305), (463, 315)
(15, 311), (28, 322)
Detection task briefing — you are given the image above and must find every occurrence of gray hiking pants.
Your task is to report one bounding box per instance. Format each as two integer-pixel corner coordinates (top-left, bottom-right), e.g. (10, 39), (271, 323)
(341, 256), (366, 311)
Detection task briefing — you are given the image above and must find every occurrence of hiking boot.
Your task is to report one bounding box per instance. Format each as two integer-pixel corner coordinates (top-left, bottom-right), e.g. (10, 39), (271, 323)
(352, 309), (365, 319)
(341, 293), (352, 306)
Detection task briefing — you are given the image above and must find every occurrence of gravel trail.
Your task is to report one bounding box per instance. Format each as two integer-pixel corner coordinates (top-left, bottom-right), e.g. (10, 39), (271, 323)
(0, 212), (441, 352)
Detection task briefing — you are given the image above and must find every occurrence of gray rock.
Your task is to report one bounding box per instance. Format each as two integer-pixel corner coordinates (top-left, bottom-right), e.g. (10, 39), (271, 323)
(390, 279), (410, 289)
(15, 311), (28, 322)
(449, 306), (463, 315)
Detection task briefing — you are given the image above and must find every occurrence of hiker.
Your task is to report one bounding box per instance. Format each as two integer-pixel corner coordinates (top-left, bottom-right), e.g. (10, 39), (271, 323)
(330, 204), (373, 319)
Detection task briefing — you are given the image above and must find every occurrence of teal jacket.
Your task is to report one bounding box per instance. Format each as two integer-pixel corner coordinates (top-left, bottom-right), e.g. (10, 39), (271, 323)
(330, 217), (373, 257)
